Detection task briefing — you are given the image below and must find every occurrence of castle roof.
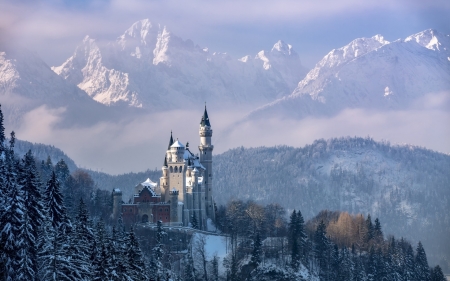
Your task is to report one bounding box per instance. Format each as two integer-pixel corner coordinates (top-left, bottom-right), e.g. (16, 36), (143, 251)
(141, 178), (157, 188)
(171, 140), (185, 148)
(200, 105), (211, 127)
(167, 131), (174, 149)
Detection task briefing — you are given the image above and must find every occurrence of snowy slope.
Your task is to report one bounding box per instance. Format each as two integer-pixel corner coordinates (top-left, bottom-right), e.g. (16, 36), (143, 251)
(0, 49), (109, 125)
(214, 137), (450, 270)
(249, 29), (450, 119)
(53, 19), (308, 109)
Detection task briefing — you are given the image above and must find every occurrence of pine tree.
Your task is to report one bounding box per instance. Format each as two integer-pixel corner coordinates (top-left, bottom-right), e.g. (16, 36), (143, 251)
(403, 243), (415, 281)
(414, 241), (430, 281)
(150, 220), (166, 280)
(1, 185), (25, 281)
(0, 104), (5, 150)
(314, 220), (329, 280)
(365, 214), (374, 244)
(250, 232), (262, 268)
(211, 255), (219, 281)
(45, 171), (70, 229)
(373, 218), (383, 244)
(125, 227), (147, 280)
(430, 265), (446, 281)
(182, 252), (196, 281)
(69, 199), (94, 280)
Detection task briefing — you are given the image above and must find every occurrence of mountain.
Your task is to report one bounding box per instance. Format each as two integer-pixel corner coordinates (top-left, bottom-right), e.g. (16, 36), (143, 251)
(0, 48), (117, 126)
(214, 137), (450, 271)
(249, 29), (450, 119)
(52, 19), (308, 110)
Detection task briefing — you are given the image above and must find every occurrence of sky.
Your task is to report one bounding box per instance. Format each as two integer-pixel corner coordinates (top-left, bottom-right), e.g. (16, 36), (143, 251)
(1, 0), (450, 174)
(1, 0), (450, 68)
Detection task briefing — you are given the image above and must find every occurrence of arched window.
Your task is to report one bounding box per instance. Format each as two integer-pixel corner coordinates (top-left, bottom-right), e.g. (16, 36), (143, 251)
(179, 166), (183, 173)
(174, 166), (178, 173)
(169, 166), (173, 173)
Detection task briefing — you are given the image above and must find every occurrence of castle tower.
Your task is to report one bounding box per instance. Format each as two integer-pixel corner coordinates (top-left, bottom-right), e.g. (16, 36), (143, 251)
(112, 188), (123, 221)
(160, 157), (169, 201)
(198, 106), (214, 220)
(166, 139), (186, 203)
(170, 189), (179, 225)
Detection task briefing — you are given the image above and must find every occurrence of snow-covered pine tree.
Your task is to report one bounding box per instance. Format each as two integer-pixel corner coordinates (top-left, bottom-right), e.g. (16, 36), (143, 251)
(314, 220), (329, 280)
(45, 171), (70, 229)
(250, 232), (262, 268)
(211, 255), (219, 281)
(68, 199), (95, 280)
(366, 246), (377, 281)
(17, 151), (45, 281)
(430, 265), (446, 281)
(295, 210), (307, 263)
(338, 247), (354, 281)
(150, 220), (166, 280)
(182, 251), (195, 281)
(93, 241), (111, 281)
(414, 241), (431, 281)
(1, 183), (25, 281)
(125, 227), (147, 280)
(403, 243), (415, 281)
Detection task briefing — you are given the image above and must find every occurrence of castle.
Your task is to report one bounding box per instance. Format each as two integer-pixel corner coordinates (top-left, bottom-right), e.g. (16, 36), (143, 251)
(112, 107), (215, 230)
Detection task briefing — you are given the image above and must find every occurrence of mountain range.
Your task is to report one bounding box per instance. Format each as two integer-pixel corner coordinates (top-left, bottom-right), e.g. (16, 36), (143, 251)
(52, 19), (308, 110)
(249, 29), (450, 119)
(1, 20), (449, 127)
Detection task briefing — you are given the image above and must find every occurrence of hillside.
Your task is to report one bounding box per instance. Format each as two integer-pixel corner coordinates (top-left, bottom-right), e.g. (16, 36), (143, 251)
(214, 137), (450, 270)
(20, 136), (450, 271)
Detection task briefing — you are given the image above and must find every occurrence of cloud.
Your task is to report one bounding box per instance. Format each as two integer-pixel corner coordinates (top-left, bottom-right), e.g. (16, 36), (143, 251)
(13, 92), (450, 175)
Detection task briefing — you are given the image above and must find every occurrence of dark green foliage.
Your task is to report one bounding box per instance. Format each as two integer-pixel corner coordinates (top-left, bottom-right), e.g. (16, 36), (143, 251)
(430, 265), (446, 281)
(250, 233), (262, 267)
(415, 241), (431, 281)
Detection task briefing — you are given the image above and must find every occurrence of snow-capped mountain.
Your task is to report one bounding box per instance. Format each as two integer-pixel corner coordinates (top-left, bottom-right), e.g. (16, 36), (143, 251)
(53, 19), (308, 109)
(249, 29), (450, 119)
(0, 49), (109, 126)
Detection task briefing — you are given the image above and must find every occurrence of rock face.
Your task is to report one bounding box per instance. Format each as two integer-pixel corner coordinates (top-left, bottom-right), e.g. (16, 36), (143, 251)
(52, 19), (308, 110)
(0, 48), (107, 126)
(249, 29), (450, 119)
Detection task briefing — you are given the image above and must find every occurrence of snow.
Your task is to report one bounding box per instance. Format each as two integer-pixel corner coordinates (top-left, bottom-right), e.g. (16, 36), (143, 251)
(192, 233), (229, 274)
(51, 19), (307, 109)
(142, 178), (157, 188)
(171, 140), (184, 148)
(249, 30), (450, 120)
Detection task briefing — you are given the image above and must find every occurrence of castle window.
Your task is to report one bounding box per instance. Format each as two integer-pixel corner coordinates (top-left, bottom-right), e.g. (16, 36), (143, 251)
(170, 166), (173, 173)
(174, 166), (178, 173)
(179, 166), (183, 173)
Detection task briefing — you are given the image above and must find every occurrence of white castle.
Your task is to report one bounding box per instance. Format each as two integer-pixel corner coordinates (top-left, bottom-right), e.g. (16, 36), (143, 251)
(113, 107), (215, 230)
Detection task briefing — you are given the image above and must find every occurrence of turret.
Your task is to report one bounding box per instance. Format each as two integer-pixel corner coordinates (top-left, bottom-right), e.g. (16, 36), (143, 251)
(160, 157), (169, 201)
(112, 188), (123, 221)
(198, 105), (214, 220)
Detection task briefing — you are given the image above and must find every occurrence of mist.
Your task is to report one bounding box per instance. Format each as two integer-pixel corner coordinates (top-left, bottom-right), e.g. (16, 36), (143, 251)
(10, 92), (449, 175)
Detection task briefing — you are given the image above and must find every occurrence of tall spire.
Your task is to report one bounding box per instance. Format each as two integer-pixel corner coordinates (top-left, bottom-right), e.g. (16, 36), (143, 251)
(168, 131), (174, 149)
(200, 105), (211, 127)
